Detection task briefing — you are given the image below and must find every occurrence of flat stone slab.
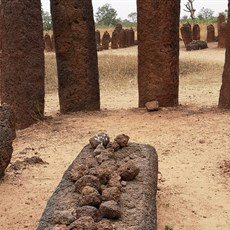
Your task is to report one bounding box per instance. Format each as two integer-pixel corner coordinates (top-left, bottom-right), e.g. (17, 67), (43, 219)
(37, 143), (158, 230)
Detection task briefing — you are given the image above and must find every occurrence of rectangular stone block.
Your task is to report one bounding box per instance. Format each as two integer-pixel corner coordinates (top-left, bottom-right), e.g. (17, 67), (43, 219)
(37, 143), (158, 230)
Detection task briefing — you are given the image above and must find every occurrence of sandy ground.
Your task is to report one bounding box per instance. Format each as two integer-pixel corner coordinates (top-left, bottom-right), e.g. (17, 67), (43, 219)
(0, 43), (230, 230)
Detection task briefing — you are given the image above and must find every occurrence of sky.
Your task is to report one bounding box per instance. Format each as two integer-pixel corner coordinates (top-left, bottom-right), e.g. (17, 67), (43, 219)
(41, 0), (228, 19)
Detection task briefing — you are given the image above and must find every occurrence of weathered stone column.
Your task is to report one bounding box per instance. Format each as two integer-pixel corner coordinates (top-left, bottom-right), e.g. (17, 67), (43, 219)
(1, 0), (45, 129)
(181, 23), (192, 46)
(50, 0), (100, 113)
(219, 1), (230, 108)
(0, 104), (16, 178)
(137, 1), (180, 107)
(218, 22), (227, 48)
(207, 24), (215, 42)
(193, 24), (200, 40)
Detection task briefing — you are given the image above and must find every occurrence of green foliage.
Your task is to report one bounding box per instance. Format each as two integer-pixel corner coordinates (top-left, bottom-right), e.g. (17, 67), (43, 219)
(128, 12), (137, 23)
(42, 11), (52, 31)
(165, 226), (173, 230)
(197, 7), (214, 20)
(95, 4), (118, 26)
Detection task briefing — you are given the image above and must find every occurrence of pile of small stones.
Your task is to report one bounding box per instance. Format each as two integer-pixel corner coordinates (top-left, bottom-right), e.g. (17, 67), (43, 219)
(52, 133), (140, 230)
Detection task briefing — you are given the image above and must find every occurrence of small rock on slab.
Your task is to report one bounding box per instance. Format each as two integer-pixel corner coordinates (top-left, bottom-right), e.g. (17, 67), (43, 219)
(145, 101), (159, 112)
(99, 200), (121, 219)
(114, 134), (130, 148)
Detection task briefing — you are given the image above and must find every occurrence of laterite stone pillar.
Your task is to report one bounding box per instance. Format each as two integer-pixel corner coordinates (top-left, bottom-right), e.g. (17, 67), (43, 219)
(219, 1), (230, 108)
(137, 1), (180, 107)
(1, 0), (45, 129)
(50, 0), (100, 113)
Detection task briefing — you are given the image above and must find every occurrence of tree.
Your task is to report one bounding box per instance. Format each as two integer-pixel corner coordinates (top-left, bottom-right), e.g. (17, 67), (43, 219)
(128, 12), (137, 23)
(95, 4), (118, 26)
(42, 11), (52, 31)
(41, 4), (52, 31)
(184, 0), (196, 20)
(197, 7), (214, 20)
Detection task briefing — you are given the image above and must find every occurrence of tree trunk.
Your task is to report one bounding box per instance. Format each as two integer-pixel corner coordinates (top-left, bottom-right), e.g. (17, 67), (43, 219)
(137, 1), (180, 107)
(218, 0), (230, 108)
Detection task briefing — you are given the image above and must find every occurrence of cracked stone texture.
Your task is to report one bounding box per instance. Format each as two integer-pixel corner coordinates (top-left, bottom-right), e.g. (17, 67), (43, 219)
(1, 0), (45, 129)
(137, 0), (180, 107)
(37, 143), (158, 230)
(50, 0), (100, 113)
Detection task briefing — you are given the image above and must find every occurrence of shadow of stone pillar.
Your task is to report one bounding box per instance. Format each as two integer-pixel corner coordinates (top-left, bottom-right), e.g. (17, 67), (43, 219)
(50, 0), (100, 113)
(1, 0), (45, 129)
(137, 0), (180, 107)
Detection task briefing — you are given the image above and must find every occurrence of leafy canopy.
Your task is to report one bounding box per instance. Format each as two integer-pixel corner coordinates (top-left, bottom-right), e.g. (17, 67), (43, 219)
(95, 4), (118, 26)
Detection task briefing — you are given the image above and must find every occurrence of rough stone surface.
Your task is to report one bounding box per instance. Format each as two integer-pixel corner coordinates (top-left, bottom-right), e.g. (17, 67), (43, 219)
(95, 30), (101, 46)
(68, 216), (97, 230)
(118, 29), (127, 48)
(193, 24), (200, 40)
(207, 24), (216, 42)
(97, 219), (115, 230)
(1, 0), (45, 129)
(218, 22), (227, 48)
(99, 201), (121, 219)
(0, 105), (16, 178)
(0, 104), (16, 140)
(51, 34), (55, 51)
(137, 0), (180, 107)
(219, 6), (230, 109)
(217, 14), (225, 35)
(181, 23), (193, 47)
(44, 33), (53, 52)
(75, 175), (101, 193)
(145, 100), (159, 111)
(89, 133), (110, 149)
(130, 28), (135, 46)
(102, 187), (121, 202)
(114, 134), (130, 147)
(50, 0), (100, 113)
(115, 24), (122, 33)
(118, 162), (140, 181)
(75, 206), (102, 222)
(102, 31), (111, 50)
(79, 186), (102, 207)
(186, 40), (208, 51)
(53, 210), (76, 225)
(37, 144), (158, 230)
(111, 30), (119, 49)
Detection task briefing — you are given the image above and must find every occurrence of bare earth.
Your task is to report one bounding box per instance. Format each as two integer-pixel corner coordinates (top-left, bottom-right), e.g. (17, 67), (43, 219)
(0, 43), (230, 230)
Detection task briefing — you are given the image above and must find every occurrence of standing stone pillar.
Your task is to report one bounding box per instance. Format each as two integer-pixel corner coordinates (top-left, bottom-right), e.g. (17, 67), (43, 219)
(1, 0), (45, 129)
(217, 14), (225, 35)
(193, 24), (200, 40)
(50, 0), (100, 113)
(219, 2), (230, 108)
(207, 24), (215, 42)
(181, 23), (192, 47)
(218, 22), (227, 48)
(137, 0), (180, 107)
(44, 33), (53, 52)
